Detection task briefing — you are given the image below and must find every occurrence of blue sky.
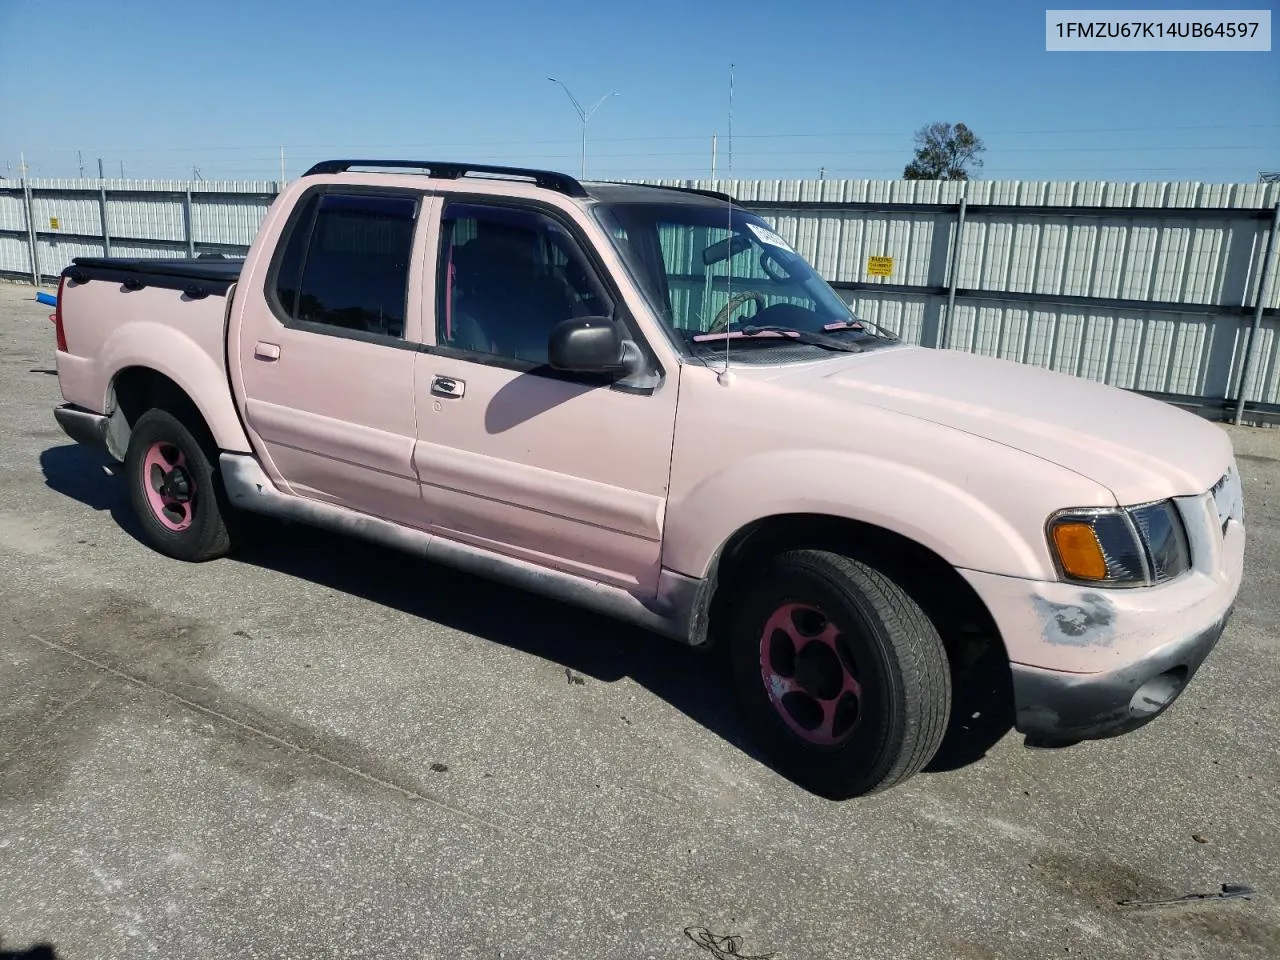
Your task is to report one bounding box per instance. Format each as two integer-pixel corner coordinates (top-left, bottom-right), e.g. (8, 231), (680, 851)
(0, 0), (1276, 183)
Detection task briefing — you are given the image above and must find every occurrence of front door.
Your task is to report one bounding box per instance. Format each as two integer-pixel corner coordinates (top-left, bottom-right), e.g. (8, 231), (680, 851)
(413, 197), (678, 594)
(232, 187), (433, 528)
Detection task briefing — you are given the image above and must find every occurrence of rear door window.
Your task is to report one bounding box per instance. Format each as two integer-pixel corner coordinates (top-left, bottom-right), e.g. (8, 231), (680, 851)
(277, 192), (418, 339)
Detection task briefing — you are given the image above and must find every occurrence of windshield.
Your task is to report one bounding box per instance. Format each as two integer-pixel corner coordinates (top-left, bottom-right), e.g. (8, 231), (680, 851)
(593, 200), (883, 355)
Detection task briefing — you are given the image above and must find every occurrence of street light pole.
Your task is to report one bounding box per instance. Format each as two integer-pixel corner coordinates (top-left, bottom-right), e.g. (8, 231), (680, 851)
(547, 77), (617, 179)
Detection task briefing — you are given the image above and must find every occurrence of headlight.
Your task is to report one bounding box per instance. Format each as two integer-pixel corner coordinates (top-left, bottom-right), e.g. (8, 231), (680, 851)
(1047, 500), (1191, 587)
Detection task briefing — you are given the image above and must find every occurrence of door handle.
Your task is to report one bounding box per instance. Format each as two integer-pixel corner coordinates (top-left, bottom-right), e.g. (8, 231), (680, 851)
(254, 341), (281, 361)
(431, 375), (465, 399)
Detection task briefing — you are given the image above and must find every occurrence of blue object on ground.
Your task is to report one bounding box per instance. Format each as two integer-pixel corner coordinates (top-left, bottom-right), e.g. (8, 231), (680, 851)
(36, 292), (57, 306)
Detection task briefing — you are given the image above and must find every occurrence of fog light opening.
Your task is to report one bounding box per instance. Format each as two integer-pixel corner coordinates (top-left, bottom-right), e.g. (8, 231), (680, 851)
(1128, 667), (1188, 720)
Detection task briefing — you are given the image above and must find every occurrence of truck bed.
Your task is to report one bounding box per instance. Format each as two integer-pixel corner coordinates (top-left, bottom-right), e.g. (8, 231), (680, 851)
(67, 256), (244, 297)
(54, 255), (246, 440)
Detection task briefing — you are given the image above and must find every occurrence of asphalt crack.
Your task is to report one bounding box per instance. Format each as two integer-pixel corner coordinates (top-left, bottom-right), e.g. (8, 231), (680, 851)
(26, 632), (513, 839)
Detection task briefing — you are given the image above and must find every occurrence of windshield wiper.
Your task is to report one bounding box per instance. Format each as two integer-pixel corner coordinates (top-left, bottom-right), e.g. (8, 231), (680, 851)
(824, 318), (898, 341)
(691, 324), (863, 353)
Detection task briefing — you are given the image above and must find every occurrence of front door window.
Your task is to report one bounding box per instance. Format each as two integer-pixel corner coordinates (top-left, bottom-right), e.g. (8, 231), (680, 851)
(436, 202), (613, 365)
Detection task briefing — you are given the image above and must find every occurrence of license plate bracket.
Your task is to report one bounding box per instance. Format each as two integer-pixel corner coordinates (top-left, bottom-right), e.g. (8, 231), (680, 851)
(1210, 467), (1242, 531)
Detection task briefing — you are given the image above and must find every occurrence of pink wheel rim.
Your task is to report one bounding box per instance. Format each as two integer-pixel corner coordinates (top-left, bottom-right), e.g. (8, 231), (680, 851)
(142, 441), (196, 532)
(759, 602), (863, 746)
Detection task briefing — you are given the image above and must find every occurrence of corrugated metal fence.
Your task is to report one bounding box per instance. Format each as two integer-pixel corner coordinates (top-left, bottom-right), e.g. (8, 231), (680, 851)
(3, 175), (1278, 422)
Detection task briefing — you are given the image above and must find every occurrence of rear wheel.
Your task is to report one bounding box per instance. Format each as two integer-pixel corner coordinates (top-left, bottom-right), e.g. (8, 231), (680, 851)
(728, 549), (951, 798)
(125, 408), (234, 562)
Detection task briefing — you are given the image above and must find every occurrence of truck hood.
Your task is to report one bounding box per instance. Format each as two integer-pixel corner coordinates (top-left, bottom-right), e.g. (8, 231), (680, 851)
(773, 345), (1233, 504)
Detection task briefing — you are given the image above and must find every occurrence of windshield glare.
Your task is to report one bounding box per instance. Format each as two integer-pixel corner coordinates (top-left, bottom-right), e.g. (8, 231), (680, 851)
(593, 202), (863, 349)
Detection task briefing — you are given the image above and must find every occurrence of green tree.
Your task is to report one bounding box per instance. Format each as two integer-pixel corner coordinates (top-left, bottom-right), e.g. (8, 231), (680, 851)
(902, 122), (985, 180)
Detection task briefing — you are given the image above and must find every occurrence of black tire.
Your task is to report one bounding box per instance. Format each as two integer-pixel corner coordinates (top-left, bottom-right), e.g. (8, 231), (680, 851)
(728, 549), (951, 798)
(125, 407), (234, 562)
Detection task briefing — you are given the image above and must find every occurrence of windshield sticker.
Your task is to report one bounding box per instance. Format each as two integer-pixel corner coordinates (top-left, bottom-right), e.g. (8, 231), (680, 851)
(746, 222), (796, 253)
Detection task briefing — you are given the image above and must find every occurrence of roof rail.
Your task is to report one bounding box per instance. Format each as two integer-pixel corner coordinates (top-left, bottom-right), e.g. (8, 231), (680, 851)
(301, 160), (589, 198)
(594, 180), (738, 204)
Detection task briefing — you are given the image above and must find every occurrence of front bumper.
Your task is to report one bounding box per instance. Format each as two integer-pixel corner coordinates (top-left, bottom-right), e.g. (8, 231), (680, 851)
(1009, 605), (1231, 744)
(960, 481), (1244, 746)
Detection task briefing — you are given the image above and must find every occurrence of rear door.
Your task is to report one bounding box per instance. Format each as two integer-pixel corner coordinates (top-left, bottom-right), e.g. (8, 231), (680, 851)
(412, 196), (679, 594)
(232, 186), (435, 527)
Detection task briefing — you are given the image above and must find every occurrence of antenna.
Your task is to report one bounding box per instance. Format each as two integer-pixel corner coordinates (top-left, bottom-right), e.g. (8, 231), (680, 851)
(719, 63), (736, 385)
(727, 63), (734, 178)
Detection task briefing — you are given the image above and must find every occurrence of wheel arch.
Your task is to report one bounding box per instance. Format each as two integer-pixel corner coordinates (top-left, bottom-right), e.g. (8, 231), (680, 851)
(95, 319), (253, 460)
(701, 512), (1009, 674)
(106, 366), (221, 459)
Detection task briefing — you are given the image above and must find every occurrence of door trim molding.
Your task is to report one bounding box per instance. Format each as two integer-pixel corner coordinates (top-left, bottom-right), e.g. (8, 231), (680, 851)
(413, 437), (663, 541)
(245, 398), (418, 481)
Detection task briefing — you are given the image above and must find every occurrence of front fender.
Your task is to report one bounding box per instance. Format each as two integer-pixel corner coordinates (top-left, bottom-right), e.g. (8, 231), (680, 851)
(661, 449), (1078, 582)
(101, 321), (251, 453)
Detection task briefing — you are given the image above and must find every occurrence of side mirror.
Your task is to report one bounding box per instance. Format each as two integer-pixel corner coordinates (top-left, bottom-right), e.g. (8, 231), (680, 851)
(548, 316), (627, 374)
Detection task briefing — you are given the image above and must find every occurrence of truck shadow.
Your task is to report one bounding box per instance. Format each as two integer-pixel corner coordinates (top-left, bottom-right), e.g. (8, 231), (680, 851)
(38, 444), (142, 536)
(0, 940), (60, 959)
(39, 442), (1013, 793)
(233, 519), (772, 768)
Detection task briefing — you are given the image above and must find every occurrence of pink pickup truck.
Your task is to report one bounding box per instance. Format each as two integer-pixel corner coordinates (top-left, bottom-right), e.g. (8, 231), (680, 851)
(51, 160), (1245, 797)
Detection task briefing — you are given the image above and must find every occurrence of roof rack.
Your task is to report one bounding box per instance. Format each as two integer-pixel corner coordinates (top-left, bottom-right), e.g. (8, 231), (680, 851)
(593, 180), (738, 204)
(301, 159), (589, 198)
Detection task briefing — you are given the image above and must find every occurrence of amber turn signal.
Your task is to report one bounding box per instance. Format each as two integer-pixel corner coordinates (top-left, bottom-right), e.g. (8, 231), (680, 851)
(1050, 521), (1108, 580)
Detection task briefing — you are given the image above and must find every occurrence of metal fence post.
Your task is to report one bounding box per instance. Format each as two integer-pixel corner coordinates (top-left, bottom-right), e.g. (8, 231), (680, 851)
(938, 190), (968, 349)
(1233, 200), (1280, 425)
(98, 183), (112, 257)
(183, 189), (195, 258)
(21, 176), (40, 285)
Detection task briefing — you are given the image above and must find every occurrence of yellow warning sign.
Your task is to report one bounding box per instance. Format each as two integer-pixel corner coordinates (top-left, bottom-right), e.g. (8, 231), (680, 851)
(49, 217), (60, 230)
(867, 255), (893, 277)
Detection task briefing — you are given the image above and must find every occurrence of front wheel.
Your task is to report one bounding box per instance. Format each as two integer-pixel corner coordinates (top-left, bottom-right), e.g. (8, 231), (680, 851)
(728, 549), (951, 798)
(125, 408), (234, 562)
